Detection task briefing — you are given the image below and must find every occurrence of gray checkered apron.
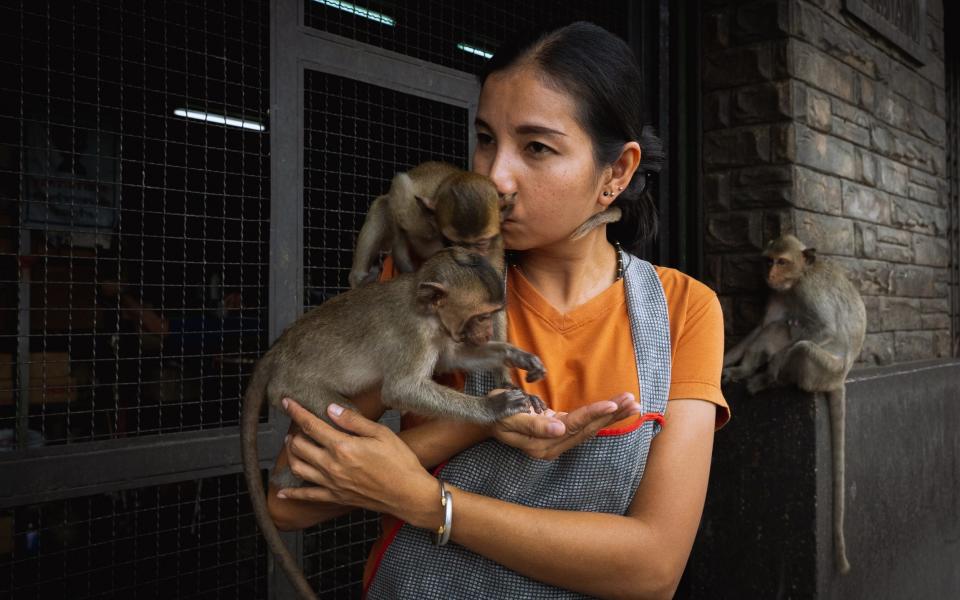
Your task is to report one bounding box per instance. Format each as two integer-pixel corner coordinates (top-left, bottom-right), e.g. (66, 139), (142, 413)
(366, 252), (671, 599)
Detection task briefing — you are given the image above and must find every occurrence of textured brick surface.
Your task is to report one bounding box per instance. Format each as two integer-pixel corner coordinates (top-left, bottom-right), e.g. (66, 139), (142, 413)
(703, 0), (951, 367)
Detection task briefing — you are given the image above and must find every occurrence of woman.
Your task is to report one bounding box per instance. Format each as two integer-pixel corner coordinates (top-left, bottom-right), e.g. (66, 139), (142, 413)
(268, 22), (729, 599)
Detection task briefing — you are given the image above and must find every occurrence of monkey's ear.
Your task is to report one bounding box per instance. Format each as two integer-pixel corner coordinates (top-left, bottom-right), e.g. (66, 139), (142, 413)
(499, 193), (516, 222)
(416, 282), (447, 311)
(802, 248), (817, 264)
(416, 195), (437, 213)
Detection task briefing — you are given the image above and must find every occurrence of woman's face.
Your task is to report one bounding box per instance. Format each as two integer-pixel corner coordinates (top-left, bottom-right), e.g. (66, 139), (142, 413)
(472, 66), (605, 251)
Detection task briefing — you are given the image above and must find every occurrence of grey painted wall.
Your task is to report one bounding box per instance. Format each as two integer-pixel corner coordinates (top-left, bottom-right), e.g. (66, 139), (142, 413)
(677, 359), (960, 599)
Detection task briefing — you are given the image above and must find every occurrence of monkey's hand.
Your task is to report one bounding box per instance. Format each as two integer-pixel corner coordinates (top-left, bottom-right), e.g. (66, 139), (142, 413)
(721, 366), (745, 385)
(526, 393), (547, 414)
(348, 266), (381, 289)
(503, 347), (546, 382)
(485, 388), (536, 420)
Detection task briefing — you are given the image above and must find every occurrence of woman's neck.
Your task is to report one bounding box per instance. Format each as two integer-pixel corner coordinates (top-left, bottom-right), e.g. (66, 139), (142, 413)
(512, 230), (619, 314)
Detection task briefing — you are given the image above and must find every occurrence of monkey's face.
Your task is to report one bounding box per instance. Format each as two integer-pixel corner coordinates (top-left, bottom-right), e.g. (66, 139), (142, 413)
(438, 302), (502, 345)
(462, 309), (499, 345)
(441, 228), (499, 257)
(765, 255), (802, 291)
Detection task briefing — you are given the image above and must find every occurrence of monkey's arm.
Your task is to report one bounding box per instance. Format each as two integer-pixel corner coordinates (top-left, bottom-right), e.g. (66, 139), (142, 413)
(349, 195), (391, 288)
(722, 325), (761, 367)
(437, 341), (546, 382)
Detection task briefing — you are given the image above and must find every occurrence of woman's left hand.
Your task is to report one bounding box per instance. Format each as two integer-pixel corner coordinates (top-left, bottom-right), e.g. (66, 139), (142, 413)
(278, 398), (439, 525)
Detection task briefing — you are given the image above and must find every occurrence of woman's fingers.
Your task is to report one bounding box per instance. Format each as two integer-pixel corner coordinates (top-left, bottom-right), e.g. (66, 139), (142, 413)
(494, 393), (640, 460)
(283, 398), (346, 447)
(285, 433), (331, 484)
(499, 412), (567, 438)
(325, 402), (389, 437)
(276, 483), (338, 503)
(558, 400), (619, 435)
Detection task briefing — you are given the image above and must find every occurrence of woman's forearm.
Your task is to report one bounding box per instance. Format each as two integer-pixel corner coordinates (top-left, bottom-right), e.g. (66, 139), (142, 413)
(391, 400), (717, 600)
(398, 417), (491, 469)
(267, 416), (490, 530)
(445, 491), (675, 600)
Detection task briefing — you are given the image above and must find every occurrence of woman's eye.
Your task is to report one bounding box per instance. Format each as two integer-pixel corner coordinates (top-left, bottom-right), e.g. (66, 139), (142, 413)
(476, 132), (494, 145)
(527, 141), (551, 155)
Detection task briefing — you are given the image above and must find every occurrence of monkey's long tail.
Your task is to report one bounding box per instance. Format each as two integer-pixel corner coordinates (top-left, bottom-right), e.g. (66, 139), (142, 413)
(241, 360), (319, 600)
(827, 386), (851, 574)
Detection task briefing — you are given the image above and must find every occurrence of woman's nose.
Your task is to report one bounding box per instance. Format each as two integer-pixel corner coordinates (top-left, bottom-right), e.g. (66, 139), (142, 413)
(484, 149), (518, 197)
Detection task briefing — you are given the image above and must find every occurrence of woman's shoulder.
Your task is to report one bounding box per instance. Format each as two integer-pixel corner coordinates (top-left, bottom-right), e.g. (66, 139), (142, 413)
(651, 265), (719, 309)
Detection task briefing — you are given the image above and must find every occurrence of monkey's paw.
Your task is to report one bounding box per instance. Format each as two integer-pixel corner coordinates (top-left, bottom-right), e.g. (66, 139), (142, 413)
(745, 373), (773, 396)
(721, 366), (742, 385)
(487, 388), (533, 420)
(526, 393), (546, 414)
(505, 350), (546, 382)
(271, 467), (305, 490)
(348, 267), (380, 289)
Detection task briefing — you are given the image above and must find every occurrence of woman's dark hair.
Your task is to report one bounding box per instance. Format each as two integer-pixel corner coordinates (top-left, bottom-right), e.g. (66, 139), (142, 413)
(480, 21), (664, 248)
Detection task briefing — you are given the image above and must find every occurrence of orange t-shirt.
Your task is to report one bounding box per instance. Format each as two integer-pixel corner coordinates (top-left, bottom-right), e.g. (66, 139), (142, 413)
(505, 265), (729, 429)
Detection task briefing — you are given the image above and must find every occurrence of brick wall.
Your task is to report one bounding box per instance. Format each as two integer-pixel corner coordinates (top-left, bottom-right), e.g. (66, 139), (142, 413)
(702, 0), (951, 365)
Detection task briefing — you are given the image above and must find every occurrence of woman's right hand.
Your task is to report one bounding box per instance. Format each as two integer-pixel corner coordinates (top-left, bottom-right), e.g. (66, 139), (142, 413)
(492, 393), (640, 460)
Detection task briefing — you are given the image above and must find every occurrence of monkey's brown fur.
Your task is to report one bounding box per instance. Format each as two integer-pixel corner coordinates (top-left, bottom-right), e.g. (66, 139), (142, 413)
(722, 234), (865, 574)
(351, 164), (521, 385)
(349, 161), (462, 287)
(243, 248), (547, 599)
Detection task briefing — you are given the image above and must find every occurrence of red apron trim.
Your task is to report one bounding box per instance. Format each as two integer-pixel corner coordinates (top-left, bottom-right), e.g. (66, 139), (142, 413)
(597, 412), (665, 437)
(362, 517), (406, 598)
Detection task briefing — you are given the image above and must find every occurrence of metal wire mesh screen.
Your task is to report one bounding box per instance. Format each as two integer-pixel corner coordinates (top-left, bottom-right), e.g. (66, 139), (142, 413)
(301, 68), (469, 597)
(0, 472), (267, 599)
(304, 0), (630, 75)
(0, 0), (270, 447)
(303, 70), (469, 301)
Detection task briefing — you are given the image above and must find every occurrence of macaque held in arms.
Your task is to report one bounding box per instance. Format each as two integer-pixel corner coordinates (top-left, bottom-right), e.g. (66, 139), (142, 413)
(242, 247), (547, 600)
(722, 234), (865, 575)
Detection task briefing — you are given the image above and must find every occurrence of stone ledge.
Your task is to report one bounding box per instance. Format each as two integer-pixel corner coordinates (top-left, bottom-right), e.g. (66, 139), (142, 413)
(677, 359), (960, 599)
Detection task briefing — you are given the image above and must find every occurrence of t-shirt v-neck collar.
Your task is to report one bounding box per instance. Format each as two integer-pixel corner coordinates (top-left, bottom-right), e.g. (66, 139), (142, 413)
(508, 267), (626, 334)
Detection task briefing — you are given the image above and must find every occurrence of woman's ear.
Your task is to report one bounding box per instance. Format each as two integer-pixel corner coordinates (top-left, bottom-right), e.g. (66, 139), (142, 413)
(599, 141), (642, 208)
(611, 141), (642, 188)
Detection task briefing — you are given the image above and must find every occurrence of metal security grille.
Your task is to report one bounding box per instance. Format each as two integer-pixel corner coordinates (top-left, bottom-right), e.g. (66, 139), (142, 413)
(302, 510), (381, 598)
(1, 0), (272, 598)
(0, 472), (267, 599)
(4, 0), (672, 597)
(300, 68), (470, 598)
(304, 0), (630, 74)
(303, 70), (469, 301)
(0, 0), (270, 447)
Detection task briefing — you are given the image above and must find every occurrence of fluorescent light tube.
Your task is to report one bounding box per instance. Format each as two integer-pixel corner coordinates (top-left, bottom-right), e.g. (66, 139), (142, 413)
(312, 0), (395, 26)
(174, 109), (265, 132)
(457, 43), (493, 59)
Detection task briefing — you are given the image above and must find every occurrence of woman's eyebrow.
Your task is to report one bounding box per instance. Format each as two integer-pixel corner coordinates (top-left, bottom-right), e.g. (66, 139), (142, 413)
(473, 118), (566, 138)
(515, 124), (567, 137)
